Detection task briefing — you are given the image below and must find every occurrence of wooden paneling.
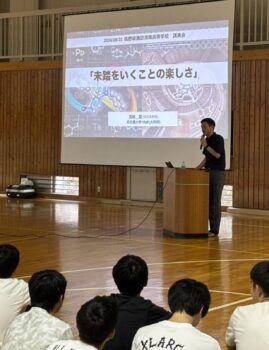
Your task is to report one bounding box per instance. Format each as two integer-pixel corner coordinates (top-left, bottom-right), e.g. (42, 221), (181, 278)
(163, 168), (209, 235)
(1, 50), (269, 207)
(0, 61), (126, 199)
(232, 52), (269, 209)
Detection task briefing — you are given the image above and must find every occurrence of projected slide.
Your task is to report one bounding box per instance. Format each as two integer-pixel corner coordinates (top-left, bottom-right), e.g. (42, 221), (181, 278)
(64, 20), (228, 139)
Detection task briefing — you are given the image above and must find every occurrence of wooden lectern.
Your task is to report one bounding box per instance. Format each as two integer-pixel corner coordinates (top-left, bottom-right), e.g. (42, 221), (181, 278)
(163, 168), (209, 238)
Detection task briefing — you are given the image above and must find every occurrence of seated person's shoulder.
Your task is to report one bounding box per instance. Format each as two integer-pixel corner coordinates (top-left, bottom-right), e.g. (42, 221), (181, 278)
(147, 300), (171, 322)
(111, 293), (170, 319)
(0, 277), (27, 288)
(0, 278), (29, 303)
(234, 302), (269, 319)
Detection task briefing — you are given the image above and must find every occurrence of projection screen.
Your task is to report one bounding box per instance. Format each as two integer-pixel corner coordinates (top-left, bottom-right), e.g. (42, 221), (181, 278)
(61, 0), (235, 168)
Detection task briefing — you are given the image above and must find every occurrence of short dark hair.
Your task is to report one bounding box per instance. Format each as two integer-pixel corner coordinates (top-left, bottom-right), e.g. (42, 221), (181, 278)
(29, 270), (67, 312)
(250, 261), (269, 297)
(168, 279), (211, 318)
(201, 118), (215, 127)
(112, 255), (148, 296)
(77, 296), (118, 347)
(0, 244), (20, 278)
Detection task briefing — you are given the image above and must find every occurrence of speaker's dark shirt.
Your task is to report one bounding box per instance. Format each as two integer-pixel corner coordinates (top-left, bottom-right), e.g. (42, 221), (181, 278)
(203, 132), (225, 170)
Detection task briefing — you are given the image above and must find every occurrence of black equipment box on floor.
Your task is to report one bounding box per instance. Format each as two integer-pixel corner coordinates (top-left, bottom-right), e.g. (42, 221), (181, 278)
(6, 185), (35, 198)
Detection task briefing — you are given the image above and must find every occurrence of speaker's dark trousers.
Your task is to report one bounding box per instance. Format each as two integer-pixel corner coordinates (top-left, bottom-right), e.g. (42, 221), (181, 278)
(209, 170), (225, 234)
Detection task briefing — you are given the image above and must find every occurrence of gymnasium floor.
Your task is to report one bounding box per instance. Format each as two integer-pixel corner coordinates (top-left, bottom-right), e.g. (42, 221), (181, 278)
(1, 196), (269, 348)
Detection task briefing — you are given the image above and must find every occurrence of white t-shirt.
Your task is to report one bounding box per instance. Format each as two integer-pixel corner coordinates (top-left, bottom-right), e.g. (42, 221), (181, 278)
(1, 307), (73, 350)
(0, 278), (30, 345)
(226, 302), (269, 350)
(47, 340), (97, 350)
(131, 320), (221, 350)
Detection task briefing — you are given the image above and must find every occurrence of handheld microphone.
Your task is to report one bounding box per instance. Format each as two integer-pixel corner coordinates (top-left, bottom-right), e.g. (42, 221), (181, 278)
(200, 135), (204, 150)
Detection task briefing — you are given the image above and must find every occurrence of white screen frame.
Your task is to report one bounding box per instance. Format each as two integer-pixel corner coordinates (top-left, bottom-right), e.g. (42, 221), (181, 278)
(61, 0), (234, 168)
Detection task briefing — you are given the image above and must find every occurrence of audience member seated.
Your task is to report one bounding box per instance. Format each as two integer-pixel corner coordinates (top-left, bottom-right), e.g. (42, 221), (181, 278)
(0, 244), (30, 346)
(131, 278), (221, 350)
(226, 260), (269, 350)
(103, 255), (171, 350)
(2, 269), (73, 350)
(47, 295), (118, 350)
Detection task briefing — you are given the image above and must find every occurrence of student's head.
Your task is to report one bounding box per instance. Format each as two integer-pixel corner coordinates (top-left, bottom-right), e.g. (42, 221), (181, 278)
(112, 255), (148, 296)
(77, 296), (118, 348)
(168, 279), (211, 326)
(250, 261), (269, 301)
(201, 118), (215, 137)
(29, 269), (67, 312)
(0, 244), (20, 278)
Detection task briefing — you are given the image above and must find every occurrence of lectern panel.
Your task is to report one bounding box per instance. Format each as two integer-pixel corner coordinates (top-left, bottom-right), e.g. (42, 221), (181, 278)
(163, 168), (209, 237)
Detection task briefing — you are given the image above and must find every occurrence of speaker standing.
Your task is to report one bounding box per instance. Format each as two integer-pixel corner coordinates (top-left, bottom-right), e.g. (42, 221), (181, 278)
(196, 118), (226, 238)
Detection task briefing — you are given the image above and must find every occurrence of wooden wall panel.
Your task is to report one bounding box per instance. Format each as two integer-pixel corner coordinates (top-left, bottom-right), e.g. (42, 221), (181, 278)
(264, 62), (269, 208)
(233, 61), (240, 205)
(253, 61), (261, 208)
(0, 62), (126, 200)
(232, 52), (269, 209)
(1, 52), (269, 208)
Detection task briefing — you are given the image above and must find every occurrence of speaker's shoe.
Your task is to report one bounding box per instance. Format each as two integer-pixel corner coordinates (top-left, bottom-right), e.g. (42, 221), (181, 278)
(208, 231), (218, 238)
